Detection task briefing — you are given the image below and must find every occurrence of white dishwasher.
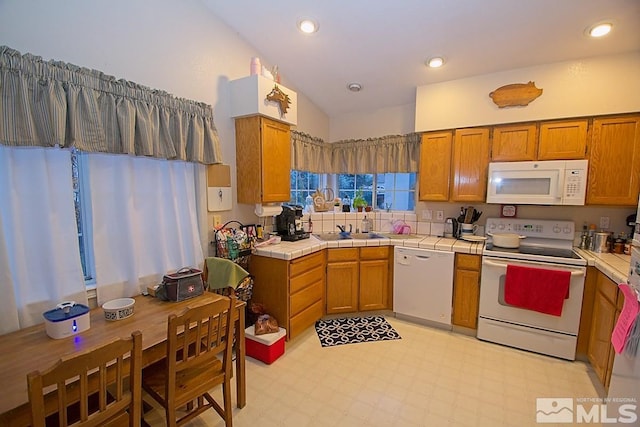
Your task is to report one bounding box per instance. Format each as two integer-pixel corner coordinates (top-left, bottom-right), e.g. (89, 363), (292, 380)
(393, 246), (454, 329)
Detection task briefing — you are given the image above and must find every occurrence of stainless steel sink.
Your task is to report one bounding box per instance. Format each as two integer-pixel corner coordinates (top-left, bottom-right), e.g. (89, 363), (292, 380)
(313, 232), (384, 241)
(372, 233), (422, 239)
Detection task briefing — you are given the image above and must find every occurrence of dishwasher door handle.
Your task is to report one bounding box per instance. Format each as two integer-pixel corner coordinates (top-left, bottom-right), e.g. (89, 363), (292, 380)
(482, 259), (585, 276)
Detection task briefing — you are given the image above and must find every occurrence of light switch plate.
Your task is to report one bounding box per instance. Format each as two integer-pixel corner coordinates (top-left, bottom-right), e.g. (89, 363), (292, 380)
(422, 209), (433, 220)
(599, 216), (610, 230)
(436, 210), (444, 221)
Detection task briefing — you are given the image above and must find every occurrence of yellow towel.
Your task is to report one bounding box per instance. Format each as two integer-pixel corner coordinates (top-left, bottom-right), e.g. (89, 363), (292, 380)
(205, 257), (250, 290)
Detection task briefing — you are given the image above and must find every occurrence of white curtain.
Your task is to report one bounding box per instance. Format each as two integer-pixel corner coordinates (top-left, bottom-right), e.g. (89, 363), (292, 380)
(88, 153), (204, 305)
(0, 145), (87, 334)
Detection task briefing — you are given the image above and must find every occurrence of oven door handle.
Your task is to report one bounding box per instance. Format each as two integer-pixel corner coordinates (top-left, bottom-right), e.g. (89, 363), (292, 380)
(482, 259), (585, 276)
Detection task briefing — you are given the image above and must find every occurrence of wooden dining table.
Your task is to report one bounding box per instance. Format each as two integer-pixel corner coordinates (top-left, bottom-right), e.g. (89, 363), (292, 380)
(0, 292), (246, 427)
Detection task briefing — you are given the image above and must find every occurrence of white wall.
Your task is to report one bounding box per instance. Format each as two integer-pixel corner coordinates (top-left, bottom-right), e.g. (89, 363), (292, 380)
(415, 52), (640, 132)
(0, 0), (329, 249)
(329, 103), (416, 141)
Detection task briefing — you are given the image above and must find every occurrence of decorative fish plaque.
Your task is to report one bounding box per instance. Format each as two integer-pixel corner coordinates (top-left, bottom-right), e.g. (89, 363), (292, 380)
(489, 81), (543, 108)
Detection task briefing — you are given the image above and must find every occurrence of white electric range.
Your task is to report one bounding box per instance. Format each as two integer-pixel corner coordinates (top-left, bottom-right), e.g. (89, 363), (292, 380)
(477, 218), (586, 360)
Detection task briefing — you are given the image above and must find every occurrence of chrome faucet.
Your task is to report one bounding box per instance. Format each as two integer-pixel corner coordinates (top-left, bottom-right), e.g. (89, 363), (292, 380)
(337, 224), (352, 233)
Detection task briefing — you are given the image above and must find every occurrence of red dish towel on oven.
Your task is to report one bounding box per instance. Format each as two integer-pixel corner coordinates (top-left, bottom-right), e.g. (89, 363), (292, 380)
(504, 264), (571, 316)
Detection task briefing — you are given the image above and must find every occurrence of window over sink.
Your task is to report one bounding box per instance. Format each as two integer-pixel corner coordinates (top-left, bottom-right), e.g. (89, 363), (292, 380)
(290, 170), (416, 211)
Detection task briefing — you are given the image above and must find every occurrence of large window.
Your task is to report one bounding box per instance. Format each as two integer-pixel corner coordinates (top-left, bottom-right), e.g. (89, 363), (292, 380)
(290, 170), (322, 206)
(376, 172), (416, 211)
(337, 174), (374, 208)
(292, 172), (416, 211)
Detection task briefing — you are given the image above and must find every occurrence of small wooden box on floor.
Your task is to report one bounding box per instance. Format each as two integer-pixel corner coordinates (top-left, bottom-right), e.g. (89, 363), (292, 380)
(245, 326), (286, 364)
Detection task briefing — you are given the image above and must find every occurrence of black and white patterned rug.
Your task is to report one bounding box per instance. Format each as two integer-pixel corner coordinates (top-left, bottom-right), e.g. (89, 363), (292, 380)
(315, 316), (402, 347)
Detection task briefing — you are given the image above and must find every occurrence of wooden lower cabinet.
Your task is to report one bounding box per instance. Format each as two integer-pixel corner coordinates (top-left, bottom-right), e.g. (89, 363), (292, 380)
(326, 247), (391, 314)
(452, 253), (481, 329)
(326, 249), (359, 314)
(587, 270), (623, 390)
(359, 259), (389, 310)
(249, 250), (325, 340)
(576, 267), (598, 358)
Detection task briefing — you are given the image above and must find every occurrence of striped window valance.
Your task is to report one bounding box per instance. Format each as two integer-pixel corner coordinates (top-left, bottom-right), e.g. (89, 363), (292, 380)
(291, 130), (420, 174)
(0, 46), (222, 164)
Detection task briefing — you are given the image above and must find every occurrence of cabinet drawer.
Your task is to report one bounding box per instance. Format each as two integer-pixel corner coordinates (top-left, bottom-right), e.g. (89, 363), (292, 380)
(290, 251), (325, 277)
(290, 279), (323, 317)
(360, 246), (389, 260)
(289, 299), (323, 340)
(456, 253), (481, 271)
(290, 265), (324, 294)
(327, 248), (359, 262)
(597, 272), (618, 305)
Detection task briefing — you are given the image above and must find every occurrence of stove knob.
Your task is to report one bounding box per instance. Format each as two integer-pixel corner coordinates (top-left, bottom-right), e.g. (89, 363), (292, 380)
(553, 225), (561, 233)
(498, 224), (505, 230)
(563, 226), (571, 234)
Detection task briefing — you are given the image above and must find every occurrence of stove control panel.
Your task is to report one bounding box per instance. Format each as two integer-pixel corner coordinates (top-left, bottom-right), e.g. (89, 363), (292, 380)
(485, 218), (575, 241)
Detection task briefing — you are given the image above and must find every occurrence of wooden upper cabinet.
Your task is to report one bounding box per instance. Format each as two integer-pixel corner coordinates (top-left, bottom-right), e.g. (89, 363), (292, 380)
(587, 115), (640, 206)
(235, 116), (291, 204)
(491, 123), (537, 161)
(451, 128), (490, 202)
(538, 119), (588, 160)
(419, 131), (452, 201)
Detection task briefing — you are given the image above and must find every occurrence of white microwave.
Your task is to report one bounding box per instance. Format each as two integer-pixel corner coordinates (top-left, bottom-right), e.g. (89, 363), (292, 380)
(486, 159), (588, 205)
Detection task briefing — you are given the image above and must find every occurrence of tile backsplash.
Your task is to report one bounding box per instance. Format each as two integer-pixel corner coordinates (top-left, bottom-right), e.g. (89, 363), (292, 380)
(304, 211), (459, 236)
(258, 211), (486, 237)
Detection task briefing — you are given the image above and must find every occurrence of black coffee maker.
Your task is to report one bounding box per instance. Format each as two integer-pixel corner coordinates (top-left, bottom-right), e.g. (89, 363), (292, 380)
(276, 204), (309, 241)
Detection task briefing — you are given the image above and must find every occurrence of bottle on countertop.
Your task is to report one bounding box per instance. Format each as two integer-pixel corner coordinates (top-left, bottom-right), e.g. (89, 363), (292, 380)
(614, 233), (626, 254)
(361, 215), (371, 233)
(579, 223), (588, 249)
(305, 194), (314, 213)
(587, 223), (597, 251)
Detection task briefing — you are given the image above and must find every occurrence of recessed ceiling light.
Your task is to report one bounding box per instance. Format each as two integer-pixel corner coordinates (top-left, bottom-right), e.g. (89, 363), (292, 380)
(426, 57), (445, 68)
(587, 22), (612, 38)
(298, 19), (319, 34)
(347, 82), (362, 92)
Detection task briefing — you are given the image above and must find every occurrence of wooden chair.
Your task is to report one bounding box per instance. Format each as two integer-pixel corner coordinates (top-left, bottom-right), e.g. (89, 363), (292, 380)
(142, 297), (235, 427)
(27, 330), (143, 427)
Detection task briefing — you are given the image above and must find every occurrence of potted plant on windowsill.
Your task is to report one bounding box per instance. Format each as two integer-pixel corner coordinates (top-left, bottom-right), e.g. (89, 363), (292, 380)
(352, 190), (367, 212)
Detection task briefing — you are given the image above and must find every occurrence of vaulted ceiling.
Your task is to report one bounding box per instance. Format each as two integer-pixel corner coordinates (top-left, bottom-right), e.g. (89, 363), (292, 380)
(205, 0), (640, 118)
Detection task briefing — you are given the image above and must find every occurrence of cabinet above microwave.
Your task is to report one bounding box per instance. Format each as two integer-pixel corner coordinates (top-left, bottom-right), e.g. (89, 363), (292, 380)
(486, 160), (588, 206)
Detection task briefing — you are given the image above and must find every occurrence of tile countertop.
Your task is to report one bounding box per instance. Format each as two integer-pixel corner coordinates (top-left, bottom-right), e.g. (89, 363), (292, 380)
(253, 234), (484, 261)
(575, 248), (631, 284)
(252, 236), (631, 285)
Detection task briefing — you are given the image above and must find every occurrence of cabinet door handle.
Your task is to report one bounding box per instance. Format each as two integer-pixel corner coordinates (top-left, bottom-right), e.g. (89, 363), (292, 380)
(482, 259), (584, 276)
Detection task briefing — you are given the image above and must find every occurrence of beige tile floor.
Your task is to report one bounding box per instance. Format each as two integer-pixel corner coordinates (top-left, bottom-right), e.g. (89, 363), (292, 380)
(143, 317), (601, 427)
